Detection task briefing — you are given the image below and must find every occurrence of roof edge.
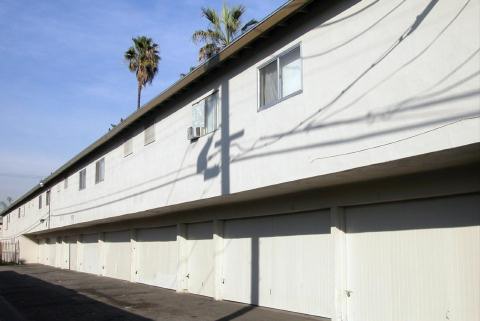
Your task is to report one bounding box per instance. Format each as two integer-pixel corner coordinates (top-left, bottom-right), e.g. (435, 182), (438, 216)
(2, 0), (312, 216)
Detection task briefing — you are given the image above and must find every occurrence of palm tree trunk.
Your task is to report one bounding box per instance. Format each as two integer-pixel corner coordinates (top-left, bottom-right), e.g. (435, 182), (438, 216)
(137, 83), (142, 109)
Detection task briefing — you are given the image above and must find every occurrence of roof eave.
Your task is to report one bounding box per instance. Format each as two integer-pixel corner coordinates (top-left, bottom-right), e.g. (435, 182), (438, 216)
(2, 0), (312, 216)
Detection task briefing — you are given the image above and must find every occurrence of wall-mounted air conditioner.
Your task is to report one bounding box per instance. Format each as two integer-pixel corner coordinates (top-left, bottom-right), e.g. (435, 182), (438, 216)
(187, 126), (204, 140)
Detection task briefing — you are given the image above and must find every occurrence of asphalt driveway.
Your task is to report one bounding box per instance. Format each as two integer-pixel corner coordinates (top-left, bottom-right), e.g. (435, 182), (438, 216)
(0, 264), (327, 321)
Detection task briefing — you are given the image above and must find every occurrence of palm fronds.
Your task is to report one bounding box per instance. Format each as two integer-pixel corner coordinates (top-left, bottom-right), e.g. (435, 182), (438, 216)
(193, 3), (257, 62)
(124, 36), (161, 109)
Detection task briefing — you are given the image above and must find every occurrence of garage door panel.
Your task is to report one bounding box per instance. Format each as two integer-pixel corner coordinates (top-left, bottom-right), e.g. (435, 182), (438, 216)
(104, 231), (131, 281)
(346, 194), (480, 321)
(137, 227), (178, 289)
(271, 212), (333, 316)
(39, 239), (47, 265)
(187, 222), (214, 297)
(69, 236), (78, 271)
(81, 233), (100, 275)
(223, 216), (271, 305)
(47, 238), (56, 267)
(223, 211), (333, 317)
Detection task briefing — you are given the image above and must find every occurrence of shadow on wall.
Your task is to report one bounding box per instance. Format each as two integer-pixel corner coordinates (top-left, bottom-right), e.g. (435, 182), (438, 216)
(194, 0), (477, 168)
(49, 0), (479, 224)
(0, 271), (151, 321)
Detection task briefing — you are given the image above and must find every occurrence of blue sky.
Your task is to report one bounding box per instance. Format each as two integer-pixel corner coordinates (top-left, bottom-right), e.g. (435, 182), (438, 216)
(0, 0), (285, 202)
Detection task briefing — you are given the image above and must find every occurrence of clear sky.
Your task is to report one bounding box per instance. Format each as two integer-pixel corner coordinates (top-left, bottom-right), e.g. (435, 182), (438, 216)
(0, 0), (285, 202)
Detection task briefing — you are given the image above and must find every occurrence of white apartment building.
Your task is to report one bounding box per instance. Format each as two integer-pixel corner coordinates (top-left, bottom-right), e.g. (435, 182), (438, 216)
(1, 0), (479, 320)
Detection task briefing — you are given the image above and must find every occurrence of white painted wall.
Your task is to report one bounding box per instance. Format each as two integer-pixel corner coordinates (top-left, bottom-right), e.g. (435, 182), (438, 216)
(2, 0), (479, 239)
(17, 235), (38, 264)
(27, 167), (480, 319)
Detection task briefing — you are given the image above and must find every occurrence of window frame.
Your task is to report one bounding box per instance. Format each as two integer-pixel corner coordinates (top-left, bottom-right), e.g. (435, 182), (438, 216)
(144, 121), (156, 146)
(257, 43), (303, 110)
(95, 158), (105, 184)
(191, 90), (220, 137)
(46, 190), (50, 206)
(124, 137), (133, 157)
(79, 168), (87, 191)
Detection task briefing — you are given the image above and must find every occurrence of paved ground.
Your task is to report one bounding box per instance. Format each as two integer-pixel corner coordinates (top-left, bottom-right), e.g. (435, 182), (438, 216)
(0, 264), (328, 321)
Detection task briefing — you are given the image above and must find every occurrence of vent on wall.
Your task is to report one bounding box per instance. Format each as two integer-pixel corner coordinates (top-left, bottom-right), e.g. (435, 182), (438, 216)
(124, 138), (133, 157)
(144, 123), (156, 145)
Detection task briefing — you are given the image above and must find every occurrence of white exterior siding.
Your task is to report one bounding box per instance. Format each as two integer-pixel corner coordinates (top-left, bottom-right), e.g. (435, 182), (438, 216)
(3, 0), (478, 236)
(1, 0), (479, 319)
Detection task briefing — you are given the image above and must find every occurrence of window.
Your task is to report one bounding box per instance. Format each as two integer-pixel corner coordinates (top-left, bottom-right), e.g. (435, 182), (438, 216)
(124, 138), (133, 157)
(79, 168), (87, 190)
(46, 190), (50, 206)
(95, 158), (105, 184)
(259, 45), (302, 108)
(192, 92), (219, 135)
(64, 177), (68, 189)
(18, 208), (21, 219)
(38, 195), (42, 209)
(144, 122), (155, 145)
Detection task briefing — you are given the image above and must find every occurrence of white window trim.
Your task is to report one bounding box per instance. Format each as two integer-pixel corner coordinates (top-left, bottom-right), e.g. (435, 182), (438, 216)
(124, 138), (133, 157)
(79, 168), (87, 191)
(95, 158), (105, 184)
(144, 122), (156, 146)
(257, 43), (303, 110)
(191, 89), (220, 138)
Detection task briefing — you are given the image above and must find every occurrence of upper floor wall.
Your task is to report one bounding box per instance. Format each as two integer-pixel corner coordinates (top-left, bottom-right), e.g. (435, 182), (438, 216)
(2, 0), (479, 239)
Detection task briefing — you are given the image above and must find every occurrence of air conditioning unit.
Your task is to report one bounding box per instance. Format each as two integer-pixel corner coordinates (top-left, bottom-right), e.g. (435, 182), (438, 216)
(187, 126), (204, 140)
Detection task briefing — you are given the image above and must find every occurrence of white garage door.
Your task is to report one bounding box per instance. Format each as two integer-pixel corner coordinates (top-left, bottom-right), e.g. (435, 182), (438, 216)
(68, 236), (78, 271)
(136, 226), (178, 289)
(39, 239), (47, 265)
(223, 211), (333, 317)
(346, 194), (480, 321)
(186, 222), (214, 297)
(81, 233), (100, 275)
(55, 237), (63, 268)
(57, 237), (69, 269)
(104, 230), (131, 281)
(47, 238), (56, 266)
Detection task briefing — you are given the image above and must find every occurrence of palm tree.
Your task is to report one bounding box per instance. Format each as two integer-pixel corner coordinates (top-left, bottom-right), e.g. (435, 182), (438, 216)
(0, 196), (13, 211)
(125, 36), (161, 109)
(192, 3), (257, 62)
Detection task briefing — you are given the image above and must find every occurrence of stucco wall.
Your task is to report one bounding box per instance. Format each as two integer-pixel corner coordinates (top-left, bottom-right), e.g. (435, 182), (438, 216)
(2, 0), (479, 239)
